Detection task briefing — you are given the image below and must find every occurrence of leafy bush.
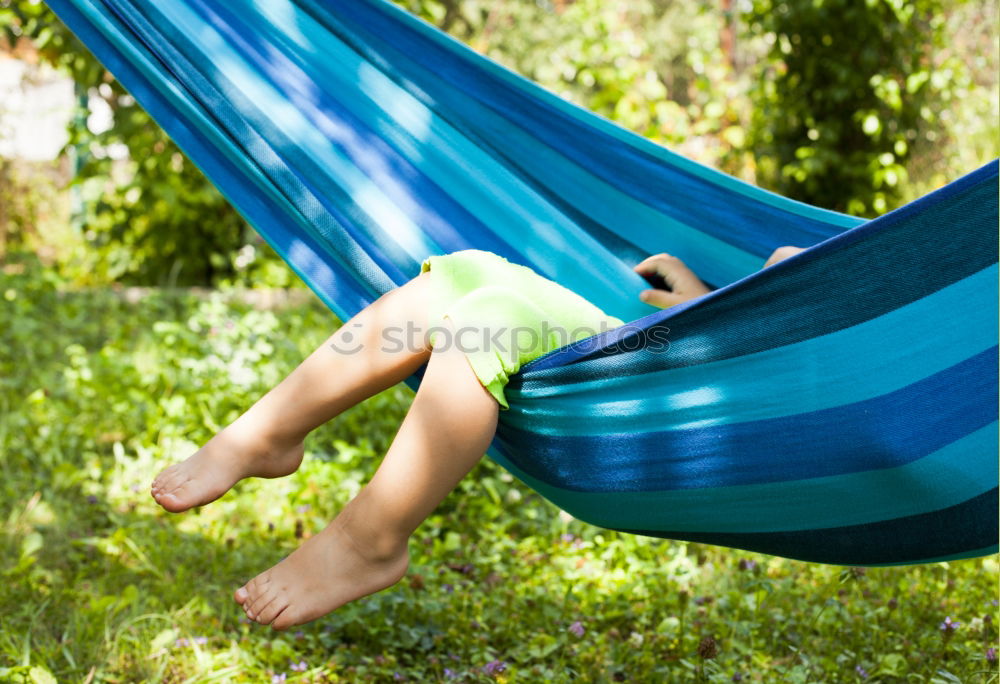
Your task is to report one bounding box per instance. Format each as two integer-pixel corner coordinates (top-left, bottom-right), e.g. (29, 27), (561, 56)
(744, 0), (974, 216)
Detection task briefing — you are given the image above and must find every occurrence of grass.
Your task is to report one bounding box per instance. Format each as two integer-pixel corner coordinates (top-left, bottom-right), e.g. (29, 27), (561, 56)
(0, 254), (997, 682)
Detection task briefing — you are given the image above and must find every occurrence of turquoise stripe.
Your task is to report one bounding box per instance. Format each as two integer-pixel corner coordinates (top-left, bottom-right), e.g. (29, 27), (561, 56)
(362, 0), (866, 227)
(489, 422), (998, 533)
(504, 264), (999, 435)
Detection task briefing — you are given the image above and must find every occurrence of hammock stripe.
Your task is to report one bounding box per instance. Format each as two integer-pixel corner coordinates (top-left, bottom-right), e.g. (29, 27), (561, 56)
(46, 0), (999, 566)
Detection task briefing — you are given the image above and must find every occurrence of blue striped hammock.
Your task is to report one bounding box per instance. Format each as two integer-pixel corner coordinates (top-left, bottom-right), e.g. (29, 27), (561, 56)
(47, 0), (998, 566)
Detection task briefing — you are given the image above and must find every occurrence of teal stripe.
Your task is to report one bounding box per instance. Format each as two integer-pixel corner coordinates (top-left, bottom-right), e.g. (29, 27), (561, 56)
(364, 0), (866, 227)
(505, 264), (999, 435)
(489, 422), (998, 533)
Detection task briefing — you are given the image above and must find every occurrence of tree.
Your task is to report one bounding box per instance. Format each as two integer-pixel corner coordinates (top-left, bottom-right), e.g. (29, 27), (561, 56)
(744, 0), (954, 216)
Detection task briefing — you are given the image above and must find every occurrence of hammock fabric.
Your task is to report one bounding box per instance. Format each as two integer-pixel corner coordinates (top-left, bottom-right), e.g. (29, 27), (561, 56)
(46, 0), (998, 566)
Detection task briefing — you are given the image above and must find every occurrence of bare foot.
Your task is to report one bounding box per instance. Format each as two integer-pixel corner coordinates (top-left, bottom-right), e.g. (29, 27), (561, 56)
(233, 508), (409, 630)
(150, 419), (304, 513)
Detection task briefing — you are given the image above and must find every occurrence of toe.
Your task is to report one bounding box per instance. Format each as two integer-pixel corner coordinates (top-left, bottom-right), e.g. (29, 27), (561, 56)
(155, 464), (182, 487)
(247, 590), (277, 622)
(237, 578), (259, 608)
(245, 574), (268, 596)
(161, 468), (188, 493)
(240, 575), (269, 613)
(255, 595), (290, 626)
(152, 465), (175, 487)
(153, 475), (182, 501)
(167, 478), (193, 496)
(242, 595), (258, 620)
(161, 478), (197, 509)
(271, 606), (298, 631)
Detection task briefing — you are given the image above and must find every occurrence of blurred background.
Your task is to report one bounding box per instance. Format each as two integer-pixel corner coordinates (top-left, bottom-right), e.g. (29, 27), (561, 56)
(0, 1), (997, 682)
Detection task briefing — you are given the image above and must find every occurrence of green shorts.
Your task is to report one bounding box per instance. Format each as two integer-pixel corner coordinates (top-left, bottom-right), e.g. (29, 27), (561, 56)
(420, 249), (625, 409)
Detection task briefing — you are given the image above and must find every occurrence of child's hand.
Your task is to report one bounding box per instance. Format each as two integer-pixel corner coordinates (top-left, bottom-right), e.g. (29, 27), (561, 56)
(633, 253), (712, 309)
(763, 245), (806, 268)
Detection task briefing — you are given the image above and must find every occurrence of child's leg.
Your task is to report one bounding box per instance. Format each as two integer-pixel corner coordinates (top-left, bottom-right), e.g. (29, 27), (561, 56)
(234, 319), (499, 629)
(152, 273), (436, 512)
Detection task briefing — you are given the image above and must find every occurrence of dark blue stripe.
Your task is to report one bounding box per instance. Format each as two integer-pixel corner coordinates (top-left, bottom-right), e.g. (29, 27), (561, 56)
(518, 161), (999, 379)
(496, 347), (998, 492)
(615, 488), (999, 566)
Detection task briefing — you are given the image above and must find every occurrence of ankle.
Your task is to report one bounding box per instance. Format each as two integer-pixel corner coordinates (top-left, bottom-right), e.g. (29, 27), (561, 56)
(364, 535), (410, 565)
(227, 411), (305, 451)
(333, 509), (409, 565)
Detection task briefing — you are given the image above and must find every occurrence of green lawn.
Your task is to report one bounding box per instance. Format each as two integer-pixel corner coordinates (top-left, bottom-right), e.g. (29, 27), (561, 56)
(1, 256), (997, 683)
